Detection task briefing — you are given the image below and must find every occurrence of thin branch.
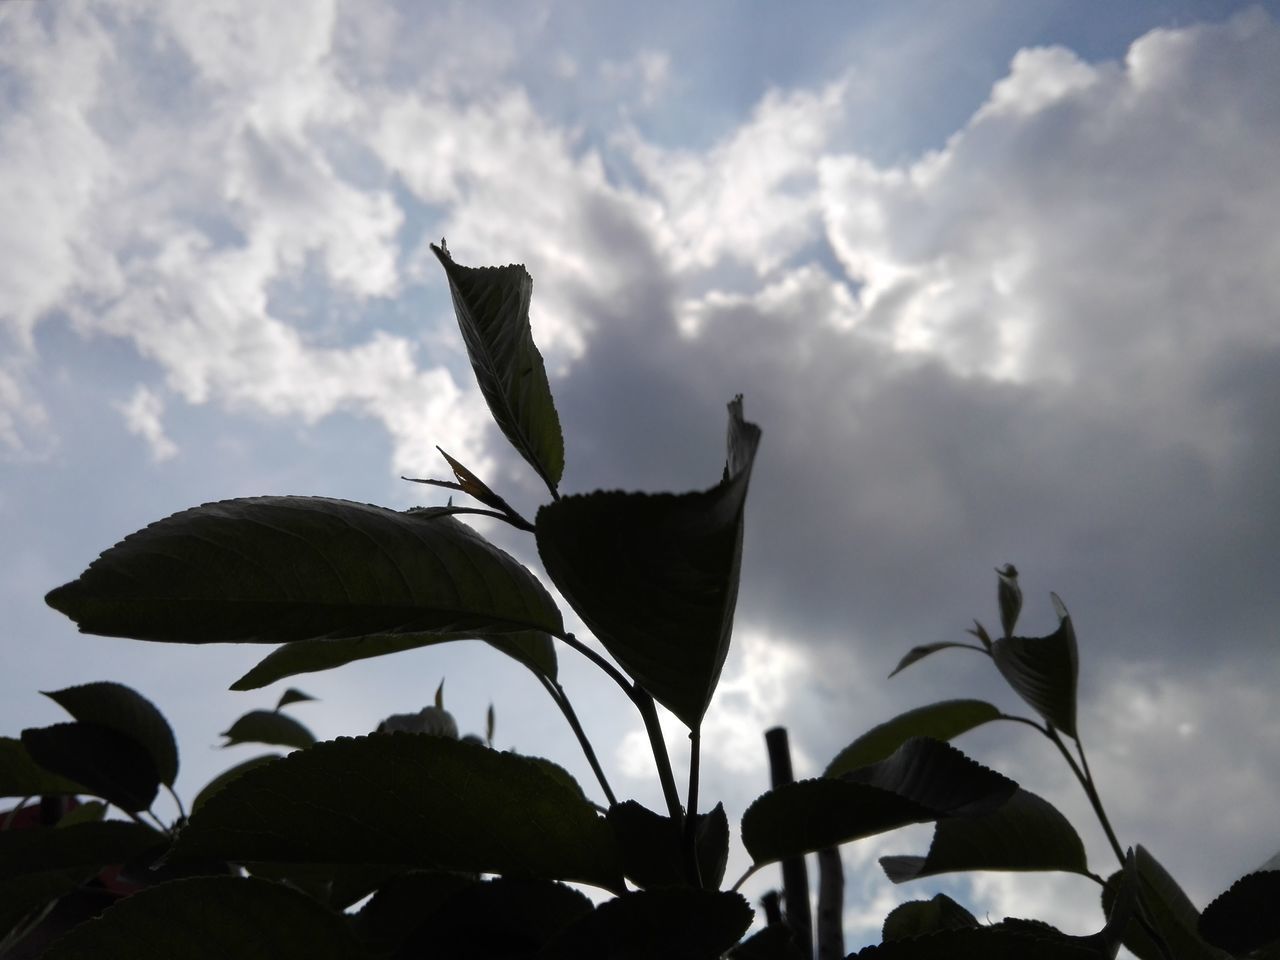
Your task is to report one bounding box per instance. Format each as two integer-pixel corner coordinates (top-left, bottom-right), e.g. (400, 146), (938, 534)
(1, 795), (31, 831)
(731, 863), (761, 893)
(551, 631), (636, 699)
(1072, 735), (1126, 868)
(165, 782), (187, 823)
(635, 691), (685, 833)
(684, 726), (704, 889)
(538, 674), (618, 807)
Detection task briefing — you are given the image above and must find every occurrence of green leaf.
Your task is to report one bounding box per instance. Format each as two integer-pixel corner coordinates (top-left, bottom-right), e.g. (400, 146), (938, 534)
(824, 700), (1003, 778)
(743, 738), (1017, 865)
(880, 789), (1089, 882)
(990, 595), (1079, 737)
(0, 820), (162, 882)
(46, 498), (563, 646)
(431, 243), (565, 493)
(536, 397), (761, 727)
(1199, 870), (1280, 955)
(849, 926), (1107, 958)
(231, 629), (556, 690)
(607, 801), (729, 890)
(889, 642), (982, 678)
(191, 755), (280, 815)
(543, 889), (753, 960)
(220, 710), (315, 750)
(276, 688), (315, 710)
(21, 723), (159, 812)
(1101, 845), (1230, 960)
(881, 894), (979, 941)
(172, 733), (623, 891)
(57, 800), (108, 827)
(41, 875), (365, 960)
(42, 682), (179, 787)
(0, 736), (85, 797)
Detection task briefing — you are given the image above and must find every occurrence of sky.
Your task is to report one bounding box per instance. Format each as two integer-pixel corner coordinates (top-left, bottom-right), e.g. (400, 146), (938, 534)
(2, 0), (1279, 951)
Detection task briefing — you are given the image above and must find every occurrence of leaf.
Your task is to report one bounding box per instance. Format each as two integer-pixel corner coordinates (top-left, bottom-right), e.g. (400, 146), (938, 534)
(21, 723), (159, 812)
(727, 923), (808, 959)
(0, 736), (86, 797)
(536, 397), (761, 727)
(824, 700), (1003, 778)
(431, 243), (564, 493)
(41, 875), (365, 960)
(348, 870), (478, 956)
(996, 564), (1022, 638)
(889, 642), (981, 678)
(220, 710), (315, 750)
(0, 820), (162, 882)
(849, 925), (1107, 959)
(276, 688), (315, 709)
(231, 629), (557, 690)
(172, 733), (623, 892)
(881, 894), (979, 941)
(542, 889), (754, 960)
(990, 597), (1079, 737)
(41, 682), (179, 788)
(1101, 845), (1230, 960)
(46, 497), (563, 646)
(191, 755), (280, 815)
(607, 801), (729, 890)
(880, 789), (1089, 882)
(742, 738), (1017, 866)
(1199, 870), (1280, 955)
(57, 800), (108, 827)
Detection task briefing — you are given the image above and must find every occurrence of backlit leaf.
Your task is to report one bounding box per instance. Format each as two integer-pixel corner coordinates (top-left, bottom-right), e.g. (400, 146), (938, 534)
(1199, 870), (1280, 955)
(991, 597), (1079, 737)
(824, 700), (1002, 778)
(543, 889), (753, 960)
(889, 642), (982, 678)
(21, 723), (159, 812)
(42, 682), (178, 786)
(190, 755), (280, 815)
(0, 736), (85, 798)
(220, 710), (314, 750)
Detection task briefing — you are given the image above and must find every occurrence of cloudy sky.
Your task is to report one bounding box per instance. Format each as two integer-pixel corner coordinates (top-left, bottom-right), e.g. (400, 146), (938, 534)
(3, 0), (1279, 950)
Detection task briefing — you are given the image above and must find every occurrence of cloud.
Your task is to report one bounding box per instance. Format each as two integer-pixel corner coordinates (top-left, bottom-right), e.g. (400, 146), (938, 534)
(117, 384), (178, 462)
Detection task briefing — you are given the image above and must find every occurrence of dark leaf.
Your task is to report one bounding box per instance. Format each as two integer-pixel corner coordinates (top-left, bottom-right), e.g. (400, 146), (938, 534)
(881, 894), (979, 941)
(743, 738), (1017, 866)
(849, 925), (1107, 958)
(172, 733), (623, 892)
(191, 755), (280, 815)
(41, 682), (179, 788)
(0, 820), (162, 882)
(220, 710), (315, 750)
(348, 870), (479, 956)
(1199, 870), (1280, 955)
(536, 398), (761, 727)
(543, 889), (753, 960)
(889, 642), (982, 678)
(726, 923), (807, 959)
(1101, 845), (1229, 960)
(824, 700), (1002, 778)
(41, 875), (365, 960)
(231, 629), (556, 690)
(21, 723), (159, 812)
(0, 736), (85, 798)
(276, 688), (316, 709)
(880, 789), (1089, 882)
(607, 801), (729, 890)
(996, 564), (1022, 638)
(46, 497), (563, 646)
(990, 596), (1079, 737)
(431, 243), (564, 493)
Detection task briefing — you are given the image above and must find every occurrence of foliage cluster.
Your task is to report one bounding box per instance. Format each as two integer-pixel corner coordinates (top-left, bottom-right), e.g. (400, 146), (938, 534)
(4, 245), (1277, 959)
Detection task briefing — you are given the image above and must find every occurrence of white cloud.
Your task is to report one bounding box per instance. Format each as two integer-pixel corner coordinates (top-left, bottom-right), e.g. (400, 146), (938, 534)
(117, 384), (178, 462)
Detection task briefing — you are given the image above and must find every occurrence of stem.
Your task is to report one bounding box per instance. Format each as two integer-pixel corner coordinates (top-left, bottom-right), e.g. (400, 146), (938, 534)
(1, 795), (31, 831)
(684, 727), (704, 889)
(731, 863), (761, 893)
(635, 691), (684, 831)
(538, 674), (618, 806)
(165, 783), (188, 822)
(552, 631), (636, 699)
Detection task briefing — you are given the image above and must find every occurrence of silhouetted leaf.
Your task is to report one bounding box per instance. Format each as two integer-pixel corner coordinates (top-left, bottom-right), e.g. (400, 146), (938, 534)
(191, 755), (280, 815)
(231, 629), (556, 690)
(173, 734), (622, 891)
(0, 820), (162, 882)
(743, 738), (1017, 865)
(537, 398), (761, 727)
(543, 889), (753, 960)
(824, 700), (1002, 778)
(41, 875), (364, 960)
(276, 688), (315, 709)
(432, 243), (564, 493)
(880, 789), (1089, 882)
(608, 801), (729, 890)
(46, 498), (563, 647)
(727, 923), (807, 959)
(220, 710), (314, 750)
(21, 723), (159, 812)
(990, 596), (1078, 737)
(849, 925), (1107, 958)
(0, 736), (85, 797)
(996, 564), (1022, 638)
(1102, 845), (1229, 960)
(889, 642), (982, 678)
(41, 682), (179, 788)
(348, 870), (478, 956)
(1199, 870), (1280, 955)
(881, 894), (979, 941)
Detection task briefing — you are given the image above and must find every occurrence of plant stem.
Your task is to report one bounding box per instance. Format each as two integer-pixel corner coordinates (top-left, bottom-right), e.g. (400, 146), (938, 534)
(165, 782), (187, 822)
(538, 674), (618, 807)
(553, 631), (636, 698)
(684, 726), (704, 889)
(635, 691), (685, 835)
